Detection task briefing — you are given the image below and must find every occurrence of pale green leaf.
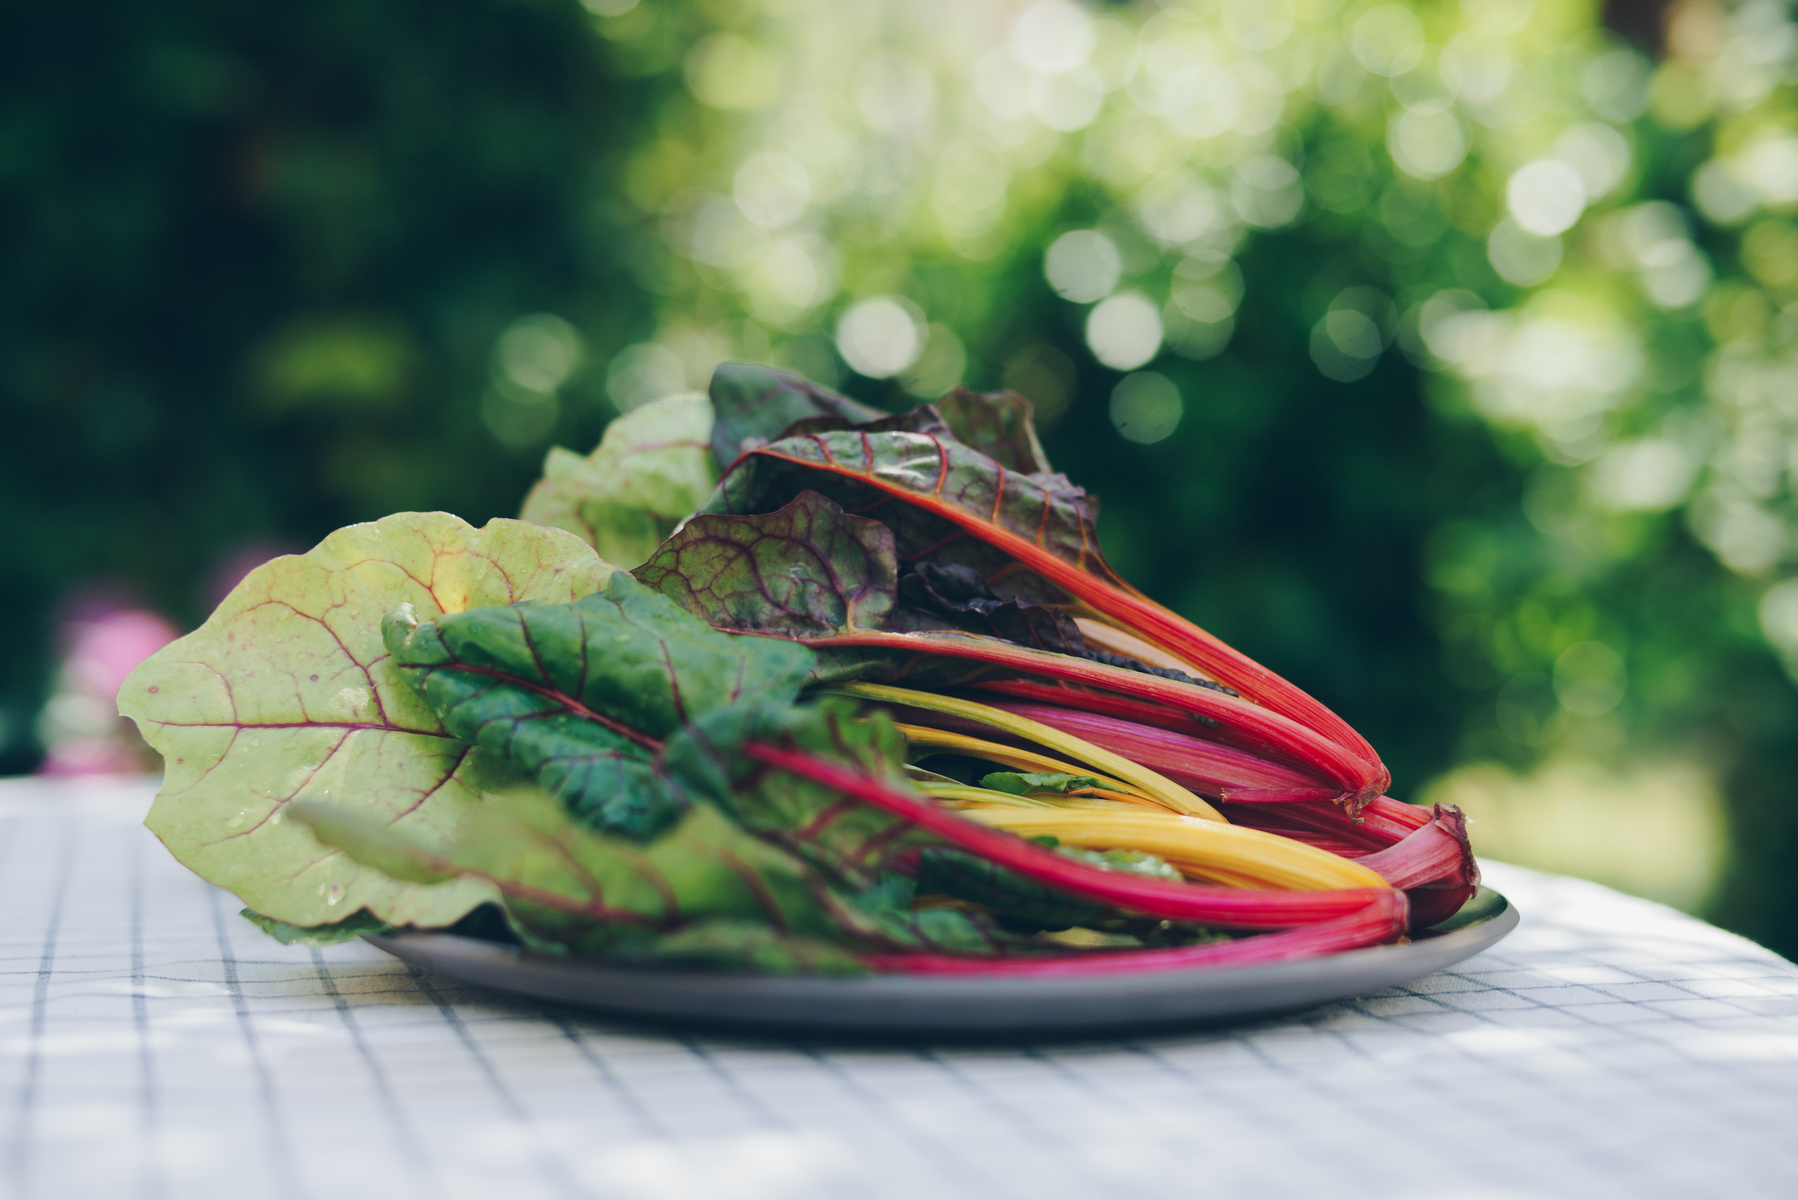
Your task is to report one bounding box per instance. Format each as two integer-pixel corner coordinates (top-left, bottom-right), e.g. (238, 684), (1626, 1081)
(118, 511), (614, 928)
(520, 392), (717, 568)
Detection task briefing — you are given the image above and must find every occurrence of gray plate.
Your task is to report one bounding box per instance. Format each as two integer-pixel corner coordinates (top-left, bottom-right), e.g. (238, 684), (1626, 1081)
(367, 888), (1517, 1037)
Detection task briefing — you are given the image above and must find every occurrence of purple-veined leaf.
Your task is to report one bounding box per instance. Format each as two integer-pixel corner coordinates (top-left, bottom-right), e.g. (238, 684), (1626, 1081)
(632, 490), (941, 638)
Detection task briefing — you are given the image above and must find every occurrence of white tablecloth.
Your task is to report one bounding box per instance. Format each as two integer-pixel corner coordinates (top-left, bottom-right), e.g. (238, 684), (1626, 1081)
(1, 776), (1794, 1200)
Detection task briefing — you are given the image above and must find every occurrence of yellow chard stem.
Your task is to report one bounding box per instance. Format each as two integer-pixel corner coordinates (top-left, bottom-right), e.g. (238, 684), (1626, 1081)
(838, 682), (1226, 822)
(957, 807), (1390, 893)
(893, 725), (1147, 797)
(917, 783), (1056, 808)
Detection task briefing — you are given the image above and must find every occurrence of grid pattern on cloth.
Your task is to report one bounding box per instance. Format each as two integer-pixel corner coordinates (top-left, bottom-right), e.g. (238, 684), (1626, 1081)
(1, 777), (1795, 1200)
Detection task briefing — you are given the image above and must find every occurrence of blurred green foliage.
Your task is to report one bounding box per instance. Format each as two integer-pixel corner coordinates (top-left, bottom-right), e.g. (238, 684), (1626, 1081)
(0, 0), (670, 767)
(6, 0), (1798, 955)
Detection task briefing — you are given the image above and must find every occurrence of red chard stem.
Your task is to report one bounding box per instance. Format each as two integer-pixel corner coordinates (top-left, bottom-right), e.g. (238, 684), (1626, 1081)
(741, 741), (1402, 931)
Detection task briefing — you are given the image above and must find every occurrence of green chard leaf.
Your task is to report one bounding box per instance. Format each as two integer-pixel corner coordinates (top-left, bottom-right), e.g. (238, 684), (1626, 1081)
(381, 572), (816, 837)
(118, 512), (613, 929)
(708, 361), (882, 469)
(661, 696), (929, 890)
(520, 392), (717, 568)
(980, 772), (1105, 796)
(292, 694), (1039, 962)
(660, 699), (1053, 957)
(242, 908), (393, 946)
(291, 787), (859, 964)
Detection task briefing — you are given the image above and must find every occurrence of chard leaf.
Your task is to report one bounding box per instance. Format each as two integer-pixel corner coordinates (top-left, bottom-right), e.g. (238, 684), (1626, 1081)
(916, 848), (1107, 931)
(291, 789), (851, 960)
(389, 572), (816, 740)
(709, 362), (882, 469)
(934, 385), (1052, 475)
(297, 731), (1032, 965)
(382, 572), (815, 837)
(118, 512), (612, 929)
(633, 489), (949, 638)
(896, 561), (1085, 653)
(980, 772), (1105, 796)
(1061, 846), (1187, 883)
(624, 920), (865, 975)
(520, 393), (717, 568)
(703, 417), (1114, 611)
(241, 909), (392, 946)
(637, 491), (1096, 689)
(661, 697), (930, 890)
(663, 698), (1052, 954)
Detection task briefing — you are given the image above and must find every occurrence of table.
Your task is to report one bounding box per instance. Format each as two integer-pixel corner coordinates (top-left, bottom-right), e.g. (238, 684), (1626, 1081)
(1, 777), (1794, 1200)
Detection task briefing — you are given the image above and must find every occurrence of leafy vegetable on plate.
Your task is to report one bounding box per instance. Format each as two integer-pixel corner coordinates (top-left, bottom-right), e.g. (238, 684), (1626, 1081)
(120, 364), (1476, 976)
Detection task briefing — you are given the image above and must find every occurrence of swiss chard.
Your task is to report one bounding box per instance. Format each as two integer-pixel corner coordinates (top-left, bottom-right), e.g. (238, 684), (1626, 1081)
(122, 361), (1474, 976)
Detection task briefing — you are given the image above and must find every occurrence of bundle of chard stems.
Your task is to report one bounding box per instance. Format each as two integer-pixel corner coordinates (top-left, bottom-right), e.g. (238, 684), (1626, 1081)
(121, 363), (1477, 977)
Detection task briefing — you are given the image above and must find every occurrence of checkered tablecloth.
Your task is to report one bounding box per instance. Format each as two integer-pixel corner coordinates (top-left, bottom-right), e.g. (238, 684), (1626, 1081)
(2, 776), (1794, 1200)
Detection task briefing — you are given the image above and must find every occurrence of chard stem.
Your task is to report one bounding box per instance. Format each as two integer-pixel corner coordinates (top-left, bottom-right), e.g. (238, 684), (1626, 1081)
(796, 630), (1382, 807)
(741, 741), (1404, 931)
(863, 895), (1407, 976)
(839, 682), (1225, 821)
(955, 806), (1391, 892)
(892, 724), (1146, 798)
(919, 784), (1055, 808)
(742, 445), (1384, 777)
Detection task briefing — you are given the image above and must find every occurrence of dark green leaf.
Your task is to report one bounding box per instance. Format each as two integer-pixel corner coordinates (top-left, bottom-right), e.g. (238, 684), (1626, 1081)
(382, 571), (815, 837)
(662, 697), (1061, 954)
(661, 696), (930, 890)
(709, 362), (882, 470)
(915, 848), (1106, 931)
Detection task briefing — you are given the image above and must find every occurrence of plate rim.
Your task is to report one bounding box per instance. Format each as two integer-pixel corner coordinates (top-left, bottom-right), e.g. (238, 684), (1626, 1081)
(364, 887), (1519, 1035)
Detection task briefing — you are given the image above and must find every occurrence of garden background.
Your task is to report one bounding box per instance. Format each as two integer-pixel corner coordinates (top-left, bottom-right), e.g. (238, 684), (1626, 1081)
(5, 0), (1798, 954)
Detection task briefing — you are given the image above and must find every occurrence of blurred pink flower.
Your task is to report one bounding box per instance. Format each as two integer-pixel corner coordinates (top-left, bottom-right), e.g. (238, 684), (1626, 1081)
(38, 606), (179, 777)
